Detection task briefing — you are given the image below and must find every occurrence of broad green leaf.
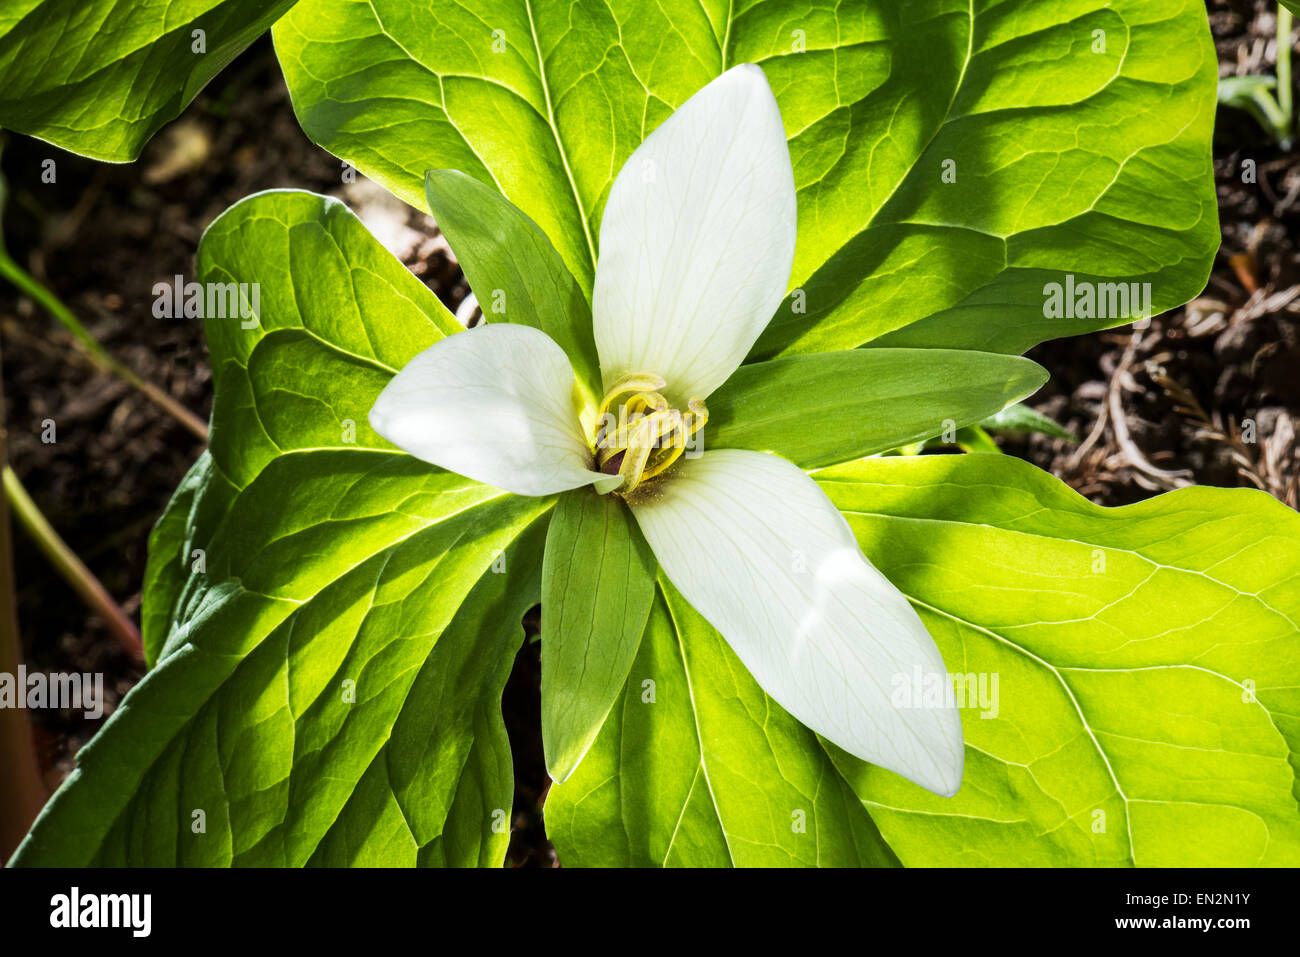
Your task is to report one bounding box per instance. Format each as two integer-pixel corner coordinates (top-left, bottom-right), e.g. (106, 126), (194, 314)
(757, 0), (1220, 357)
(308, 523), (544, 867)
(273, 0), (600, 291)
(274, 0), (1218, 357)
(424, 168), (601, 403)
(980, 401), (1076, 442)
(140, 451), (236, 667)
(0, 0), (298, 161)
(708, 348), (1046, 470)
(817, 454), (1300, 866)
(11, 190), (543, 867)
(546, 577), (901, 867)
(541, 487), (656, 783)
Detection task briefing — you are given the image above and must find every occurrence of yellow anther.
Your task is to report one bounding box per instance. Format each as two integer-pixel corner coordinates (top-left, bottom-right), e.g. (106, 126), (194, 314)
(592, 374), (709, 494)
(684, 397), (708, 436)
(617, 410), (682, 491)
(624, 391), (668, 419)
(637, 443), (685, 483)
(596, 372), (668, 422)
(638, 397), (707, 483)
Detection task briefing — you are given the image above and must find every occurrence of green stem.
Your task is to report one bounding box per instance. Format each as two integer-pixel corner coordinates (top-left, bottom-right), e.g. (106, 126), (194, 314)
(1279, 6), (1294, 140)
(0, 250), (209, 442)
(0, 356), (47, 861)
(3, 465), (143, 665)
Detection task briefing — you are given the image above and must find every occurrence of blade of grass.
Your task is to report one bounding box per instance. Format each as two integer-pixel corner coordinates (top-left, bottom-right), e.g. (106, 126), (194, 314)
(0, 153), (207, 442)
(1279, 6), (1294, 141)
(0, 251), (209, 441)
(1, 465), (144, 665)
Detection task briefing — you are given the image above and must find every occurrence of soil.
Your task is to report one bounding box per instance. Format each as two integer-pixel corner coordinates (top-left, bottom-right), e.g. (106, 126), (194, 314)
(0, 3), (1295, 868)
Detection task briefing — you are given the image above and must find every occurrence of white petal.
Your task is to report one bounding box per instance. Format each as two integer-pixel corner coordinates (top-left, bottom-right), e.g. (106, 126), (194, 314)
(593, 64), (796, 404)
(369, 324), (614, 497)
(629, 449), (963, 796)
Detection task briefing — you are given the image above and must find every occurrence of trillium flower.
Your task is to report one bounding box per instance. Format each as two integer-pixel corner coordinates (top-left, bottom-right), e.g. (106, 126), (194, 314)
(370, 65), (964, 797)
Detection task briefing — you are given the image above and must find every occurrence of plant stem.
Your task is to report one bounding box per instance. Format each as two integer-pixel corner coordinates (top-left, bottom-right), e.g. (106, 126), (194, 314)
(2, 465), (144, 665)
(0, 353), (47, 862)
(1279, 6), (1294, 141)
(0, 250), (209, 442)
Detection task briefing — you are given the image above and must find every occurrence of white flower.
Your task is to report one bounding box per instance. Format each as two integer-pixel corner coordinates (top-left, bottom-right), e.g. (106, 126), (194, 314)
(370, 65), (963, 797)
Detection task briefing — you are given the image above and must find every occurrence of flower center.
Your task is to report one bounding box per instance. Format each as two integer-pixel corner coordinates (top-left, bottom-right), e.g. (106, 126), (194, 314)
(592, 372), (707, 495)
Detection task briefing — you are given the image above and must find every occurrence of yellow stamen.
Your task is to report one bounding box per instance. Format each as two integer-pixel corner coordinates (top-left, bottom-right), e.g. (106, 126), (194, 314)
(617, 409), (682, 490)
(592, 373), (709, 494)
(624, 391), (668, 419)
(683, 397), (708, 437)
(639, 399), (706, 481)
(596, 372), (668, 422)
(638, 443), (685, 483)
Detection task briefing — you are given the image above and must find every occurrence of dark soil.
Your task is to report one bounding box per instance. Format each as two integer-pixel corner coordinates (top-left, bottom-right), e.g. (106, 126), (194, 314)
(0, 3), (1295, 868)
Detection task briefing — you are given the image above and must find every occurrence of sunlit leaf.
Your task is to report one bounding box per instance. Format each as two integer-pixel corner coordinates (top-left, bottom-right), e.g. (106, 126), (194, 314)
(819, 453), (1300, 866)
(0, 0), (297, 160)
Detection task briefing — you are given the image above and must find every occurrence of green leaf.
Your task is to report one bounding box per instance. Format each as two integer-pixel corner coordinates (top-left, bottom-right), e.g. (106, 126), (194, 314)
(308, 529), (543, 867)
(541, 487), (656, 783)
(708, 348), (1046, 470)
(274, 0), (1218, 357)
(273, 0), (600, 292)
(546, 576), (900, 867)
(198, 192), (459, 482)
(140, 451), (236, 667)
(0, 0), (298, 161)
(817, 454), (1300, 866)
(953, 425), (1001, 454)
(424, 168), (601, 403)
(980, 401), (1076, 442)
(11, 190), (545, 867)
